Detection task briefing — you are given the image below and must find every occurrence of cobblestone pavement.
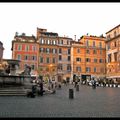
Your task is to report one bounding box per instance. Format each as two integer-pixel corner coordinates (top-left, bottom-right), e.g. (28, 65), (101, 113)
(0, 84), (120, 118)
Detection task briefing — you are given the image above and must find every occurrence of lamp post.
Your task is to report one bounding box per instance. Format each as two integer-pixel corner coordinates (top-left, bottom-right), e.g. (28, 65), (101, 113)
(49, 64), (53, 80)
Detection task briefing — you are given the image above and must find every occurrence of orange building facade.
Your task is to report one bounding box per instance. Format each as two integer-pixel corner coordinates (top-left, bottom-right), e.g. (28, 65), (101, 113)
(36, 28), (58, 81)
(37, 28), (73, 82)
(11, 27), (108, 83)
(71, 35), (106, 81)
(106, 24), (120, 81)
(11, 33), (39, 74)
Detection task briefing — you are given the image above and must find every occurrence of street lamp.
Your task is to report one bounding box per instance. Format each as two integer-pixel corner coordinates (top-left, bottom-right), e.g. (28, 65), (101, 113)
(49, 64), (53, 80)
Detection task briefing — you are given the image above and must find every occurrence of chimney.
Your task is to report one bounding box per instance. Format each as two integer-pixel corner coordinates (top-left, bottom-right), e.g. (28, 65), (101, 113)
(74, 35), (76, 41)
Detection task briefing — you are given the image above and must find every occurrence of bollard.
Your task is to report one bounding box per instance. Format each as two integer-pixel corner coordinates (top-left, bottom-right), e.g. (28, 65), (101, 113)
(76, 84), (79, 91)
(116, 84), (118, 87)
(69, 89), (74, 99)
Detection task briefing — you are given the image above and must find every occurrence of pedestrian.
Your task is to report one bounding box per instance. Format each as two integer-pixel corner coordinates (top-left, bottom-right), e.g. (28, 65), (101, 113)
(39, 79), (44, 96)
(92, 79), (96, 89)
(31, 84), (36, 98)
(74, 79), (78, 88)
(48, 78), (52, 90)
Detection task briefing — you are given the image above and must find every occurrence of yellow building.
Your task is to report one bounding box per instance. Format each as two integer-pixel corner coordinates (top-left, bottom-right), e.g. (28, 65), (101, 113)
(71, 35), (106, 81)
(106, 24), (120, 82)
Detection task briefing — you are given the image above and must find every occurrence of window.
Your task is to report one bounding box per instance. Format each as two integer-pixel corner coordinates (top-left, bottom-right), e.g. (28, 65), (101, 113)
(77, 48), (80, 53)
(68, 56), (71, 61)
(46, 48), (50, 54)
(58, 64), (62, 70)
(52, 58), (56, 63)
(100, 50), (102, 54)
(99, 42), (102, 48)
(86, 40), (89, 46)
(41, 39), (44, 44)
(108, 54), (111, 63)
(48, 39), (50, 44)
(94, 59), (97, 63)
(39, 48), (44, 52)
(59, 55), (62, 61)
(67, 64), (71, 71)
(67, 40), (69, 45)
(93, 50), (97, 54)
(54, 40), (56, 45)
(114, 31), (116, 37)
(31, 56), (37, 61)
(32, 46), (36, 51)
(17, 54), (21, 60)
(59, 48), (62, 53)
(25, 45), (29, 51)
(99, 59), (103, 63)
(93, 41), (95, 47)
(107, 35), (111, 40)
(40, 57), (43, 63)
(76, 67), (81, 72)
(76, 58), (81, 62)
(18, 45), (22, 51)
(68, 48), (71, 54)
(52, 49), (56, 54)
(107, 43), (110, 50)
(94, 67), (97, 72)
(86, 67), (91, 72)
(59, 40), (63, 44)
(24, 55), (29, 60)
(86, 58), (91, 62)
(86, 49), (90, 54)
(61, 40), (63, 44)
(46, 57), (50, 63)
(114, 41), (117, 47)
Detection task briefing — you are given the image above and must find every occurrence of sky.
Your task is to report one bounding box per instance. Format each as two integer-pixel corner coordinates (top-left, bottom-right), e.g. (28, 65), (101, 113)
(0, 2), (120, 59)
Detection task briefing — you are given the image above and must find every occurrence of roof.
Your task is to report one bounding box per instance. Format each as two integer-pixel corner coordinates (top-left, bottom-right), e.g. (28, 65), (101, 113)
(14, 35), (36, 41)
(71, 40), (83, 44)
(106, 24), (120, 34)
(41, 32), (58, 36)
(79, 35), (106, 41)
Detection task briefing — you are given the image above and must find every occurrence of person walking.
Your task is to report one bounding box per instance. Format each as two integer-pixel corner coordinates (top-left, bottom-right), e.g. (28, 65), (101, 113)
(39, 79), (44, 96)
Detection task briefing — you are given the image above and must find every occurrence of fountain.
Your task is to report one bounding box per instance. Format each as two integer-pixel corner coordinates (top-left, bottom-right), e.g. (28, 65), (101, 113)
(0, 59), (32, 93)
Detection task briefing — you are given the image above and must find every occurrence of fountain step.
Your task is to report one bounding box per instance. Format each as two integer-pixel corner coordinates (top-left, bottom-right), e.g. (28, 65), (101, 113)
(0, 88), (27, 96)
